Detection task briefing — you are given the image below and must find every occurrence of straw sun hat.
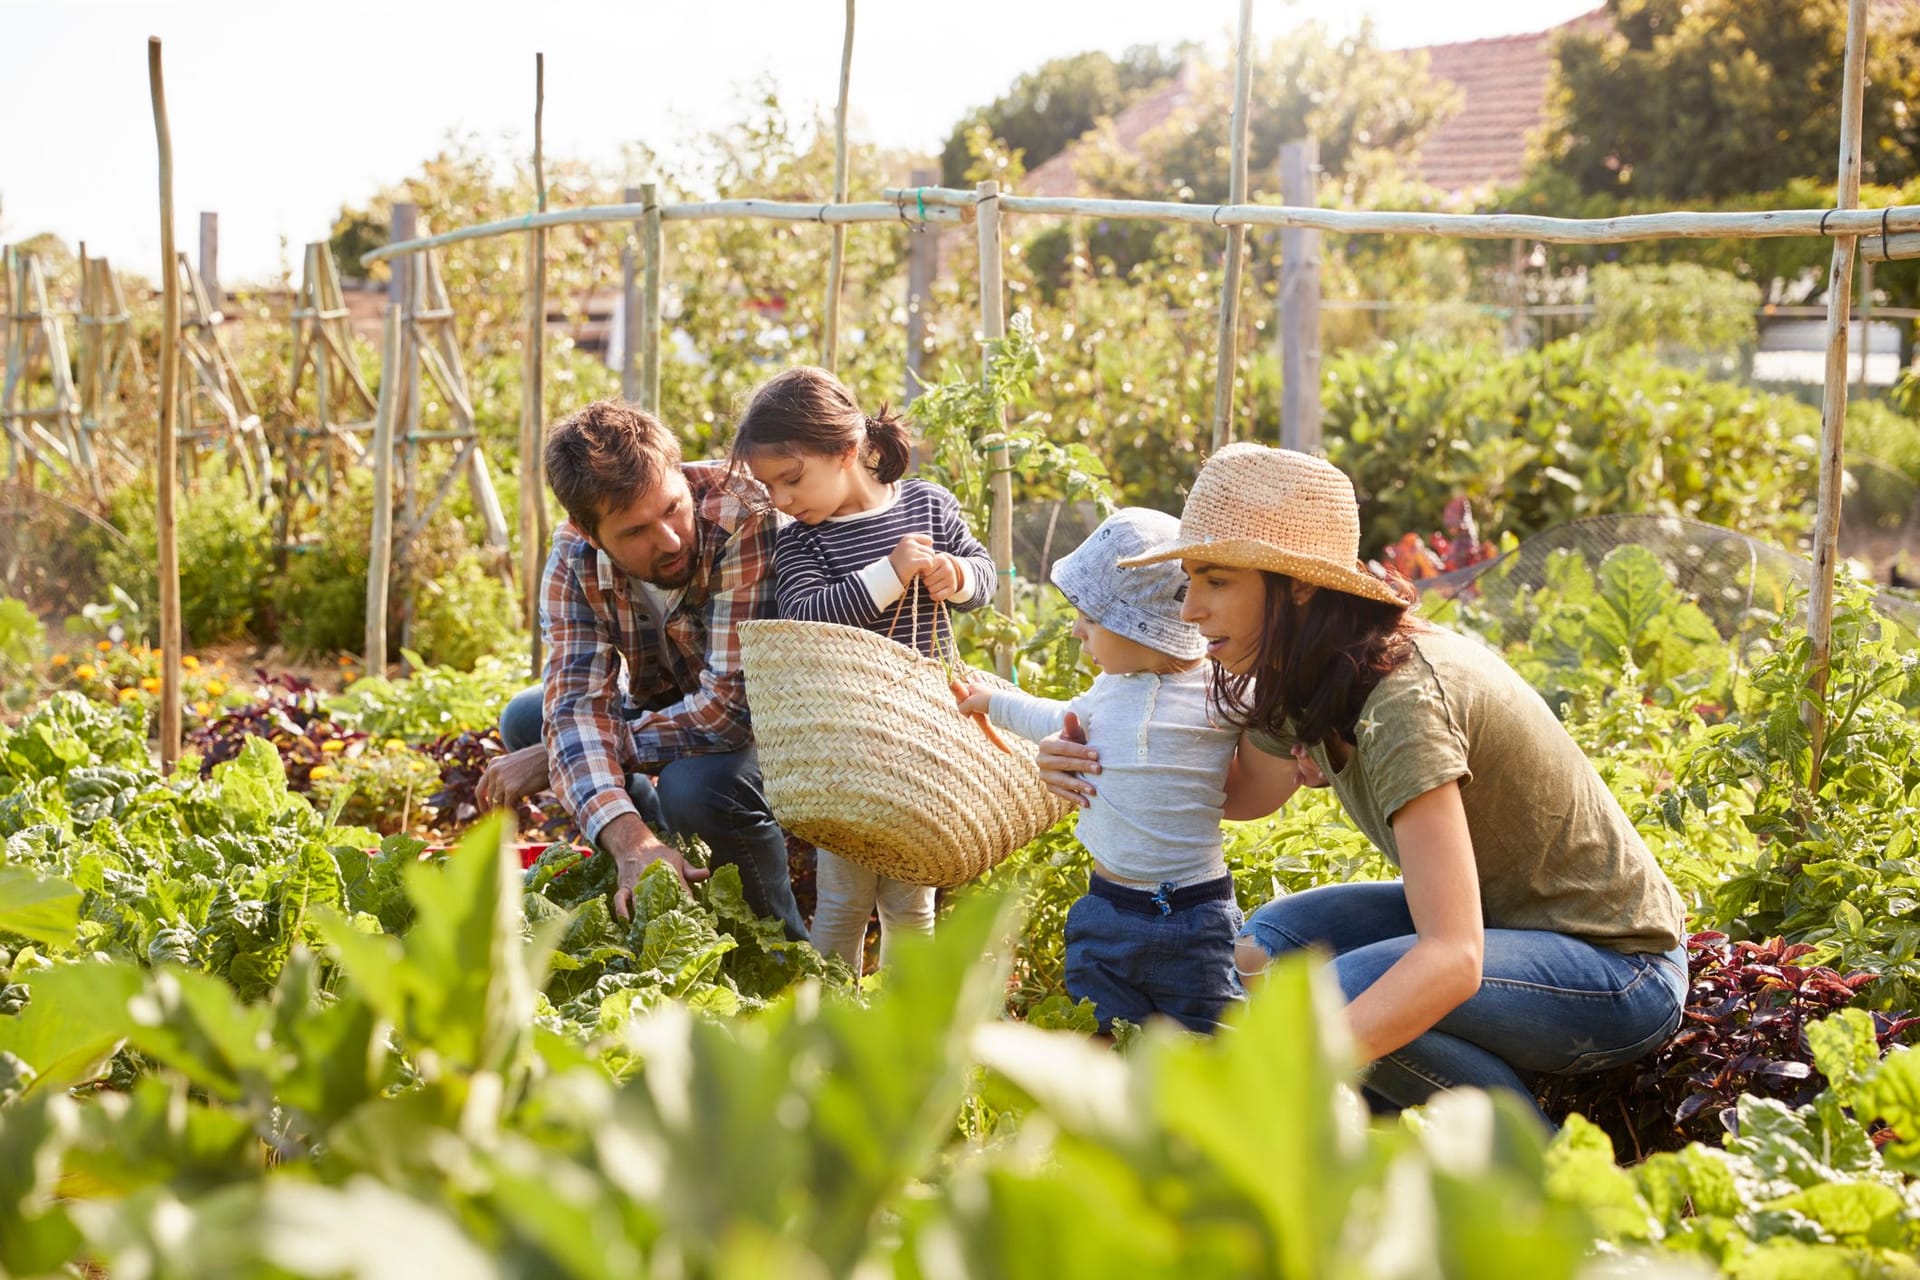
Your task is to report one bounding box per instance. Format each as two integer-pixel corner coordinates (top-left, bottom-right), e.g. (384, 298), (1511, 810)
(1118, 443), (1405, 605)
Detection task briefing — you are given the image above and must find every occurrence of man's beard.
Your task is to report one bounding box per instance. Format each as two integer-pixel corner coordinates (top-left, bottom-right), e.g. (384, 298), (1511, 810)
(647, 548), (696, 589)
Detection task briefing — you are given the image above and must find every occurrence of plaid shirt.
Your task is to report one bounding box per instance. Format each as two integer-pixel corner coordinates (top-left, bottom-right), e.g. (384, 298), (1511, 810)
(540, 461), (779, 842)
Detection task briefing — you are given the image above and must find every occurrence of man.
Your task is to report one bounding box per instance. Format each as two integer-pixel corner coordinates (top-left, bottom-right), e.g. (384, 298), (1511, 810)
(478, 400), (807, 940)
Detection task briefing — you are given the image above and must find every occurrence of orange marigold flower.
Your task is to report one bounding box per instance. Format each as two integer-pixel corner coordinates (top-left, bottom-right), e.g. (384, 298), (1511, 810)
(96, 640), (113, 652)
(117, 687), (142, 703)
(204, 679), (226, 697)
(181, 655), (201, 670)
(73, 664), (97, 680)
(49, 653), (69, 667)
(140, 677), (162, 693)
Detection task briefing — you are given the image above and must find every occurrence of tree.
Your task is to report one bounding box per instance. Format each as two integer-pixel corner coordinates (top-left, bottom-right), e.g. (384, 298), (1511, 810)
(1070, 22), (1459, 204)
(1543, 0), (1920, 201)
(938, 46), (1185, 188)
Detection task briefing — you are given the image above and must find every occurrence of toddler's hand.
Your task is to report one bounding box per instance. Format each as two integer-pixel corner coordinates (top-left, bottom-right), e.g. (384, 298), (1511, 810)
(921, 553), (965, 601)
(889, 533), (936, 585)
(954, 680), (993, 716)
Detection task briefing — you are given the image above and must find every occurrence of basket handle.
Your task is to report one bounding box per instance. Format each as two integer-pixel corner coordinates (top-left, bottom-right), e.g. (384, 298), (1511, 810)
(880, 575), (962, 672)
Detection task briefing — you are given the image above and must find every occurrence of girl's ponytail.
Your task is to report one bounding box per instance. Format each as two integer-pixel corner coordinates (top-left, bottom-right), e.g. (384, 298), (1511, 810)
(864, 405), (912, 484)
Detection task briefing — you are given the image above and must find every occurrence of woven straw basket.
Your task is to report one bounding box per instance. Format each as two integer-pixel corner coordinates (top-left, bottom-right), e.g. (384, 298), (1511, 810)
(739, 618), (1072, 888)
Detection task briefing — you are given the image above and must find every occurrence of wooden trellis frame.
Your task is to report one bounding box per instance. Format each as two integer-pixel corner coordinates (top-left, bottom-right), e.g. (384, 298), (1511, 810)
(76, 256), (146, 482)
(2, 251), (96, 498)
(173, 252), (270, 496)
(279, 241), (378, 546)
(359, 241), (514, 666)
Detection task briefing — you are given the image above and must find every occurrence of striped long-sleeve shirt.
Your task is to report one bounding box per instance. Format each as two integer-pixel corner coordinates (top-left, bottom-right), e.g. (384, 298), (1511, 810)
(772, 479), (996, 655)
(541, 462), (779, 842)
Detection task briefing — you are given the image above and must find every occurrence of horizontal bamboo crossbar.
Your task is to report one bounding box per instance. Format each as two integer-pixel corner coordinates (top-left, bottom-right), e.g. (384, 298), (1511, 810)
(361, 196), (963, 266)
(883, 185), (1920, 245)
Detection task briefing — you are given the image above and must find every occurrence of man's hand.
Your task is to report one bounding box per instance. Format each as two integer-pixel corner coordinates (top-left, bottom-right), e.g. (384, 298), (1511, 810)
(600, 811), (710, 921)
(921, 553), (966, 602)
(888, 533), (937, 585)
(1036, 710), (1100, 808)
(477, 743), (550, 810)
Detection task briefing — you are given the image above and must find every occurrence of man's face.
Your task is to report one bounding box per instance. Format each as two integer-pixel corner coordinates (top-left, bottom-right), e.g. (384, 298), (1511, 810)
(586, 468), (698, 588)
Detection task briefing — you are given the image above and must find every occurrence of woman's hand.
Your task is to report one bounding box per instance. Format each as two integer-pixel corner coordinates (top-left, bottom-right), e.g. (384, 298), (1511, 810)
(1036, 711), (1100, 807)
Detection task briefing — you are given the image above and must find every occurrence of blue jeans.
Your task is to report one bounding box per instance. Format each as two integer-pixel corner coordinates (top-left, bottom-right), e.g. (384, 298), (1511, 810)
(1239, 882), (1687, 1116)
(500, 685), (809, 942)
(1065, 874), (1245, 1034)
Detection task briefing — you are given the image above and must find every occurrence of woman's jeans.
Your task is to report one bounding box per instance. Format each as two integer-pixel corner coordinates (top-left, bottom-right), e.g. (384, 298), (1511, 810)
(1239, 882), (1687, 1116)
(501, 685), (809, 943)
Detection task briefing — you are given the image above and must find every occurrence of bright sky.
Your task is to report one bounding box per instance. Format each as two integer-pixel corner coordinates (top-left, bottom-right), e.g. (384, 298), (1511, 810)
(1, 0), (1599, 283)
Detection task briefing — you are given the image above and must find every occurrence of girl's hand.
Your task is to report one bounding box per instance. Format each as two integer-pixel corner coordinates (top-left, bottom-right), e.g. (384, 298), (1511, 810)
(1036, 711), (1100, 808)
(889, 533), (936, 584)
(921, 553), (965, 602)
(955, 680), (993, 716)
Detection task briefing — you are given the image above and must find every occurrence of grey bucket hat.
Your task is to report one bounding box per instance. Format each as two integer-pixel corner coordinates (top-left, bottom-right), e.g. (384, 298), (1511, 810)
(1049, 507), (1206, 661)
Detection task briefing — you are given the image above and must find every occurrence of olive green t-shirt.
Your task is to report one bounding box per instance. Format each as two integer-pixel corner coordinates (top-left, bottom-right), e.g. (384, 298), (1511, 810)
(1249, 625), (1685, 954)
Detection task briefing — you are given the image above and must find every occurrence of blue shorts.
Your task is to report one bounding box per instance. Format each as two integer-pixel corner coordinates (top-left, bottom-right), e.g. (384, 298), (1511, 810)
(1063, 873), (1245, 1034)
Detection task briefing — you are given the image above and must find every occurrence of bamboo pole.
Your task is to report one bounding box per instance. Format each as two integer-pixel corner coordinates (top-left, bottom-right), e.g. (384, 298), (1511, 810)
(359, 197), (961, 266)
(620, 184), (641, 402)
(1278, 139), (1322, 452)
(522, 52), (547, 678)
(148, 37), (182, 772)
(975, 179), (1013, 679)
(1807, 0), (1872, 792)
(1209, 0), (1255, 451)
(640, 182), (662, 416)
(822, 0), (855, 371)
(365, 306), (401, 673)
(881, 186), (1920, 243)
(903, 166), (938, 405)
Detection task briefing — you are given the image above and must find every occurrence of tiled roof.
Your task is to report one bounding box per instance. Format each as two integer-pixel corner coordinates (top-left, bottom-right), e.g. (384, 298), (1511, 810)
(1406, 9), (1608, 195)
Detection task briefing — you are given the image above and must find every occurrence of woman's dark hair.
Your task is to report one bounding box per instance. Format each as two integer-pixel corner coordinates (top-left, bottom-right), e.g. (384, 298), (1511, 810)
(730, 365), (911, 484)
(1213, 571), (1420, 748)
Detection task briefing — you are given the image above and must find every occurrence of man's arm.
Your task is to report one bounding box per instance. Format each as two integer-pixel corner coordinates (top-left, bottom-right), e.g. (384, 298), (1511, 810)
(627, 518), (775, 761)
(541, 544), (647, 844)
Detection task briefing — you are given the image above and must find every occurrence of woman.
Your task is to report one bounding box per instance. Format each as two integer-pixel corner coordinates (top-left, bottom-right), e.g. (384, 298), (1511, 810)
(1043, 443), (1688, 1114)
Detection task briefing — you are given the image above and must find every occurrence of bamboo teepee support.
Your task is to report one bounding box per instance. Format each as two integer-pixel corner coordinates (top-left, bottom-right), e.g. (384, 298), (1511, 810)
(522, 52), (549, 676)
(975, 178), (1013, 680)
(822, 0), (855, 371)
(1806, 0), (1872, 791)
(149, 36), (182, 772)
(1209, 0), (1255, 451)
(282, 241), (377, 539)
(1, 252), (90, 494)
(76, 256), (146, 477)
(174, 252), (268, 496)
(639, 182), (662, 416)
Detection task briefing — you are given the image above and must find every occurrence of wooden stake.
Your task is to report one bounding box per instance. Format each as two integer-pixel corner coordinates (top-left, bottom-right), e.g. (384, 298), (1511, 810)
(822, 0), (855, 371)
(148, 38), (182, 772)
(1209, 0), (1255, 451)
(1807, 0), (1872, 791)
(975, 179), (1013, 679)
(366, 305), (401, 674)
(1279, 139), (1322, 453)
(904, 166), (938, 406)
(522, 52), (548, 678)
(199, 212), (219, 313)
(620, 184), (641, 403)
(640, 182), (662, 416)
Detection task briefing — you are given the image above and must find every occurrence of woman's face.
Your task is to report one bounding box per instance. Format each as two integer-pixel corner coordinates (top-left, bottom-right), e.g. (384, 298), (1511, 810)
(1179, 562), (1267, 676)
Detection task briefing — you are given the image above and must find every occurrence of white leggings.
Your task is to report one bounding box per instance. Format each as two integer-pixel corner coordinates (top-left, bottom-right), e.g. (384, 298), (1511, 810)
(810, 849), (936, 971)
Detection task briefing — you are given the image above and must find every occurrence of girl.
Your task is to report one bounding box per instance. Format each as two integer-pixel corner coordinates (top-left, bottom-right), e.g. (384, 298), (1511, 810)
(959, 508), (1244, 1034)
(731, 365), (996, 971)
(1045, 443), (1688, 1115)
